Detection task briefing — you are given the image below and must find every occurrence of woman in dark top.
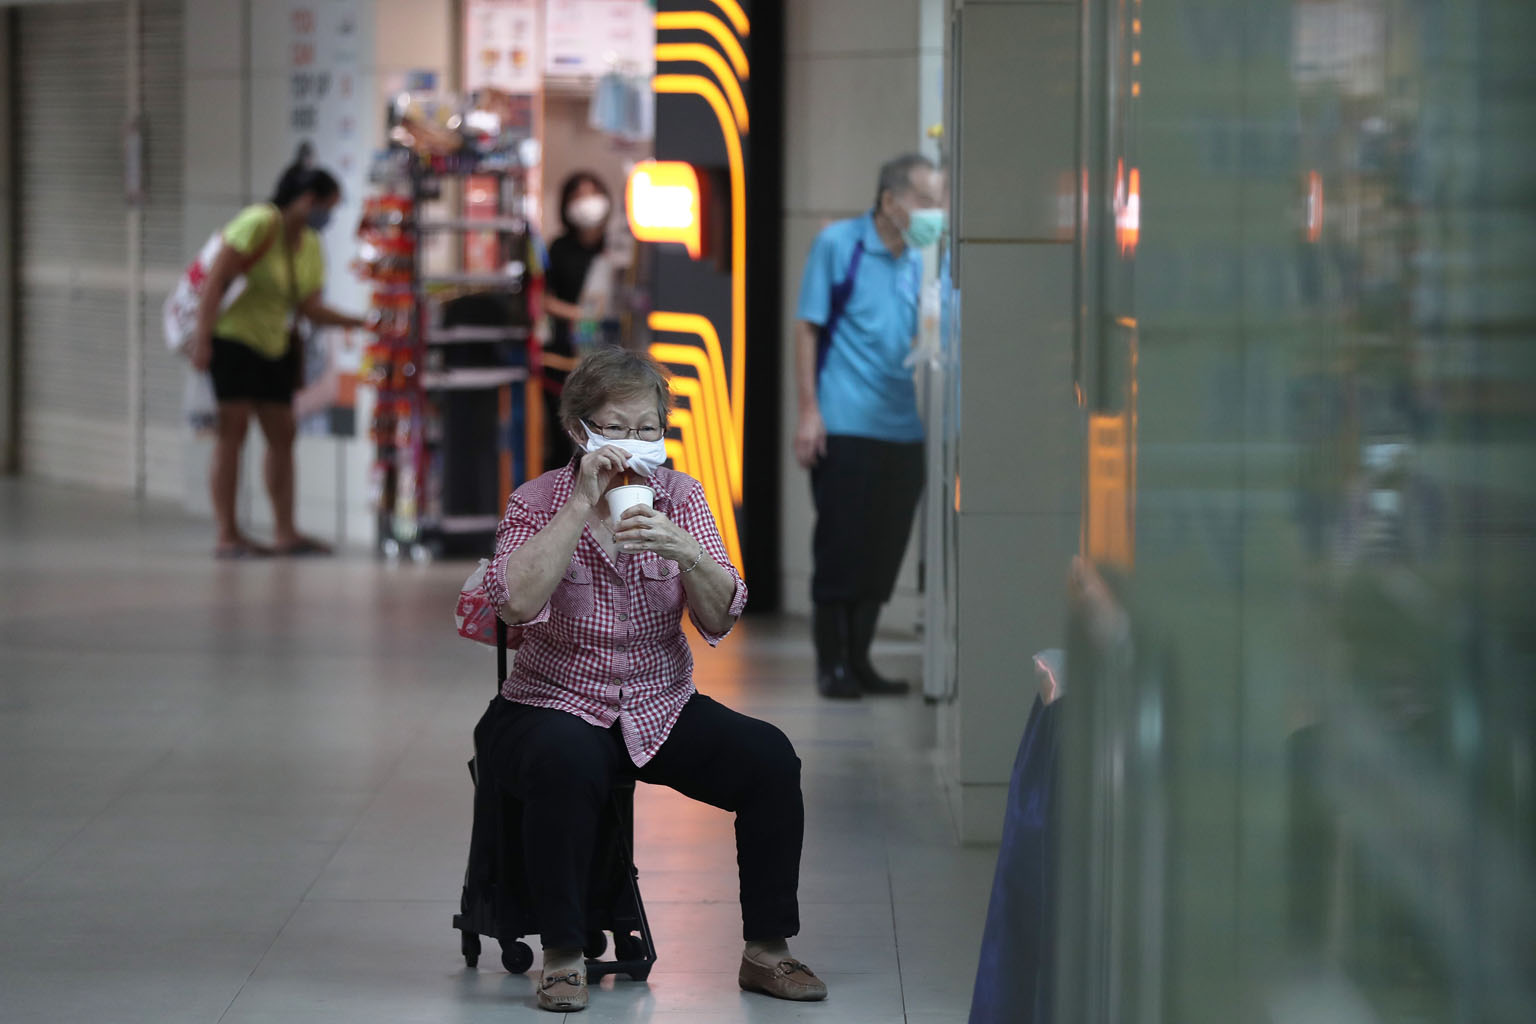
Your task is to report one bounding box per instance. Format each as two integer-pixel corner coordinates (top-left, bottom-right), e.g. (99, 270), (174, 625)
(540, 171), (613, 469)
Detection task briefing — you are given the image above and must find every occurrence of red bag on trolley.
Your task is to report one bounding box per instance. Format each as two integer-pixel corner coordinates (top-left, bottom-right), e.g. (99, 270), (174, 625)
(454, 558), (504, 648)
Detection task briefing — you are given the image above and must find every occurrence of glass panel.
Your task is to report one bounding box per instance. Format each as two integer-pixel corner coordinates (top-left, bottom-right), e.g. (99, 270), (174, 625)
(922, 0), (960, 702)
(1059, 1), (1536, 1021)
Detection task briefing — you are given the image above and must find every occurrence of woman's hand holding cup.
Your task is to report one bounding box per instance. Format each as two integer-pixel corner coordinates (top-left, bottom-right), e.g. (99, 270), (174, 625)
(614, 506), (701, 565)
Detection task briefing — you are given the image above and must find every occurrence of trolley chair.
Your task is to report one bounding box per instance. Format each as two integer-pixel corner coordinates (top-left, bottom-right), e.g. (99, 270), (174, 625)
(452, 617), (659, 980)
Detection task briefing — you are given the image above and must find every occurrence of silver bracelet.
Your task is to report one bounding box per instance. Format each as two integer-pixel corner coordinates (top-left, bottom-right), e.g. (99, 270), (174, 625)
(679, 543), (705, 574)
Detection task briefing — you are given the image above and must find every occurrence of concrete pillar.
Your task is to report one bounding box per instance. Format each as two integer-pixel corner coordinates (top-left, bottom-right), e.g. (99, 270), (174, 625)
(944, 0), (1084, 842)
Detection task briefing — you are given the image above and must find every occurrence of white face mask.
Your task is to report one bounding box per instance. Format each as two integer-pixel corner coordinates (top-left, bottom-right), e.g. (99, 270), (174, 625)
(581, 425), (666, 478)
(567, 194), (610, 230)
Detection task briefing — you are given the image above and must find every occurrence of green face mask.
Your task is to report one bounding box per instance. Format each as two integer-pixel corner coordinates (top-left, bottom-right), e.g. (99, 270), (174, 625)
(903, 207), (945, 249)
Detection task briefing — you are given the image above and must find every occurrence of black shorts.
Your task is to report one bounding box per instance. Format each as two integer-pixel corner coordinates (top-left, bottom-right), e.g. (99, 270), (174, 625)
(209, 336), (298, 405)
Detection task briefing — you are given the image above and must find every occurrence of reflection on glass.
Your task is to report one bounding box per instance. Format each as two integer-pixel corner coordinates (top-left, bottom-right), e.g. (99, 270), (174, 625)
(1057, 0), (1535, 1022)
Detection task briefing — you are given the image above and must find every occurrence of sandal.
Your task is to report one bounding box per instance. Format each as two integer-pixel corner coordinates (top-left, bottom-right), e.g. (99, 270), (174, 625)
(214, 540), (273, 560)
(538, 968), (588, 1012)
(273, 536), (332, 557)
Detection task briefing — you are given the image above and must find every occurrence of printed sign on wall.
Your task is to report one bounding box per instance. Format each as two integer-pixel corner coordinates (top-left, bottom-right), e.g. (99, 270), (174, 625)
(465, 0), (542, 94)
(284, 1), (370, 426)
(546, 0), (654, 78)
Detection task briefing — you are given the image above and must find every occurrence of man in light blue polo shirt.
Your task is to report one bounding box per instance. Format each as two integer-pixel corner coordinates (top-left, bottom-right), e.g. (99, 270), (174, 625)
(794, 153), (944, 699)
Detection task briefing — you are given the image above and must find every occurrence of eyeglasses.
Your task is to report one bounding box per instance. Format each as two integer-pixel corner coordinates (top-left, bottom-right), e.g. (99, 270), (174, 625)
(586, 419), (664, 442)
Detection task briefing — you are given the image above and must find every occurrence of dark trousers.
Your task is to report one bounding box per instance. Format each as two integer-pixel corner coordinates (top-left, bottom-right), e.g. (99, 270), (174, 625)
(473, 694), (804, 948)
(969, 696), (1061, 1023)
(811, 435), (926, 604)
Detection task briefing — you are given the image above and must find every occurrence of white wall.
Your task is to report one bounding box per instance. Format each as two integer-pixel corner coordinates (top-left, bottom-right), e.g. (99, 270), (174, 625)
(540, 91), (635, 241)
(778, 0), (943, 631)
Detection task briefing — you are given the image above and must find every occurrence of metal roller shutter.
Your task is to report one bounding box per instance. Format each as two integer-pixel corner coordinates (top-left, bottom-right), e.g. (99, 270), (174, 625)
(140, 0), (187, 500)
(17, 2), (132, 490)
(16, 1), (185, 497)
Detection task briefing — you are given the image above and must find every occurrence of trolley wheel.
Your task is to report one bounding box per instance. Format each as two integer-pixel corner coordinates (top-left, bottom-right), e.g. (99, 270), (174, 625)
(501, 940), (535, 975)
(461, 930), (481, 968)
(583, 930), (608, 960)
(613, 933), (646, 963)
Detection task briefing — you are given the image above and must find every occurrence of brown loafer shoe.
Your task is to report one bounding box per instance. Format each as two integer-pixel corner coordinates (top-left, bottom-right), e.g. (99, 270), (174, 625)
(738, 955), (828, 1001)
(538, 968), (588, 1012)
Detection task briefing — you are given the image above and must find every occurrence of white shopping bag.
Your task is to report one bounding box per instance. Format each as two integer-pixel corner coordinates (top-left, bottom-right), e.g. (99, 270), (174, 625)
(182, 366), (217, 432)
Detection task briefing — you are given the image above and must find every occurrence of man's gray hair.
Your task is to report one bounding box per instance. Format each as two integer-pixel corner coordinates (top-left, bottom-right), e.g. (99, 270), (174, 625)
(874, 152), (936, 210)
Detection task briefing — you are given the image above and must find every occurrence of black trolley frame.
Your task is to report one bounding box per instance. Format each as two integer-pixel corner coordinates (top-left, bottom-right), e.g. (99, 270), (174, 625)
(452, 618), (658, 980)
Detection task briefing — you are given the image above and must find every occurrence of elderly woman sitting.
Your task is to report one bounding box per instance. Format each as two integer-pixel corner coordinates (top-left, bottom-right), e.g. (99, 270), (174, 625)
(473, 348), (826, 1012)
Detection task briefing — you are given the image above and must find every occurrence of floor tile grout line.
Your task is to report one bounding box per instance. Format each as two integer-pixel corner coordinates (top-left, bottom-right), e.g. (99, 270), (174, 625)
(293, 689), (455, 908)
(215, 688), (455, 1022)
(873, 754), (910, 1022)
(888, 847), (910, 1021)
(214, 894), (308, 1024)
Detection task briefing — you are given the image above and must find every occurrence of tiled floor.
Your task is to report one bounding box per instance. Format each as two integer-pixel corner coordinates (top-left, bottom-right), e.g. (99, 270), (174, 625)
(0, 480), (994, 1023)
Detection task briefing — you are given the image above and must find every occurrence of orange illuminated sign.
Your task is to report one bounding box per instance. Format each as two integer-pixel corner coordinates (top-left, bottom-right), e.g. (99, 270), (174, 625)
(648, 4), (753, 570)
(626, 161), (703, 259)
(1306, 170), (1324, 242)
(1086, 413), (1135, 568)
(1115, 161), (1140, 256)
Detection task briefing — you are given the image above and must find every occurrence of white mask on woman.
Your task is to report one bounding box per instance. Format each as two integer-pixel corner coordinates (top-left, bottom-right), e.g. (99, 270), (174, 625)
(581, 425), (666, 478)
(567, 195), (611, 231)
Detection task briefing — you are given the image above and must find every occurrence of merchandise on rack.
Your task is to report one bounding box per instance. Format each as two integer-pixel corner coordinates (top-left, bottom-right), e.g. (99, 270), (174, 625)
(356, 118), (547, 560)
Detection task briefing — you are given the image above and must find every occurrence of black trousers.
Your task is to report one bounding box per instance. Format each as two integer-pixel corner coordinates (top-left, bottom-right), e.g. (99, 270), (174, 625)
(473, 694), (804, 948)
(811, 435), (926, 605)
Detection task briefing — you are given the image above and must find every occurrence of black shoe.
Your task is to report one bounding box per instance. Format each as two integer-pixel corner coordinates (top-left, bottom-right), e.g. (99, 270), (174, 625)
(813, 604), (863, 700)
(817, 665), (863, 699)
(848, 602), (911, 695)
(857, 670), (911, 696)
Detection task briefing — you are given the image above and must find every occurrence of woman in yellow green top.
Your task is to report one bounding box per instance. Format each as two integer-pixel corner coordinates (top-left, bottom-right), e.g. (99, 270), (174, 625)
(190, 162), (371, 558)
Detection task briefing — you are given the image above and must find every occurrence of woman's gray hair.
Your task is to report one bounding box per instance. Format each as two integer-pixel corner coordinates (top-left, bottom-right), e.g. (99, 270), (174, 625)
(873, 152), (935, 210)
(559, 346), (673, 438)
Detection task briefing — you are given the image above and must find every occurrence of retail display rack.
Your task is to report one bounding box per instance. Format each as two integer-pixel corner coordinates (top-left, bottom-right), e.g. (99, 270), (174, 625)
(357, 149), (546, 561)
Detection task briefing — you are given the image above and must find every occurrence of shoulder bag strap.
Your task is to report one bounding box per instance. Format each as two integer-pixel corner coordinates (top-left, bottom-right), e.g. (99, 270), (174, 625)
(280, 222), (308, 385)
(816, 239), (865, 379)
(280, 218), (302, 311)
(238, 205), (281, 276)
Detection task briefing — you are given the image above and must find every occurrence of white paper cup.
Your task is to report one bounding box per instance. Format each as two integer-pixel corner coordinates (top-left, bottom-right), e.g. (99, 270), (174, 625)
(606, 483), (655, 526)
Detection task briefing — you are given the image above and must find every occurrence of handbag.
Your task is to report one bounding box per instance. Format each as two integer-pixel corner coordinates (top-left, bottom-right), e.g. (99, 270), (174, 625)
(161, 205), (280, 356)
(455, 559), (504, 649)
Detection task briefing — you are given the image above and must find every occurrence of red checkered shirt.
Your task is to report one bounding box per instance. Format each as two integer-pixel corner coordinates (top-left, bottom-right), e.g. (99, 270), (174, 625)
(484, 463), (748, 766)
